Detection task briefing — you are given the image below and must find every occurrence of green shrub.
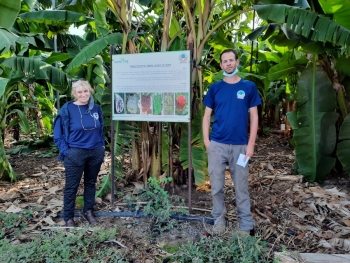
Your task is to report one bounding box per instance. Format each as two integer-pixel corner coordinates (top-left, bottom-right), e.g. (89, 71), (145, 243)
(171, 234), (271, 263)
(0, 228), (127, 263)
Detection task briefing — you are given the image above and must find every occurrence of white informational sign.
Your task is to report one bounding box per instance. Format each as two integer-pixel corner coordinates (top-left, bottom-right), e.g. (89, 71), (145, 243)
(111, 51), (191, 122)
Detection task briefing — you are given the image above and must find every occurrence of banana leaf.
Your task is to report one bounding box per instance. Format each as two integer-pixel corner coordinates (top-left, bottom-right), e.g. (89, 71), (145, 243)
(0, 28), (18, 55)
(0, 78), (9, 98)
(267, 58), (308, 81)
(337, 114), (350, 174)
(1, 57), (69, 92)
(19, 10), (87, 25)
(318, 0), (350, 30)
(66, 31), (136, 72)
(180, 112), (208, 186)
(253, 4), (350, 54)
(0, 0), (21, 29)
(7, 109), (30, 134)
(286, 61), (339, 182)
(96, 174), (111, 198)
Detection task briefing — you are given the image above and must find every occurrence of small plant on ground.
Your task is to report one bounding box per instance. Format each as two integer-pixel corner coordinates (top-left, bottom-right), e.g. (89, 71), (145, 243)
(141, 177), (173, 221)
(0, 210), (33, 238)
(169, 233), (273, 263)
(132, 177), (188, 233)
(0, 227), (127, 263)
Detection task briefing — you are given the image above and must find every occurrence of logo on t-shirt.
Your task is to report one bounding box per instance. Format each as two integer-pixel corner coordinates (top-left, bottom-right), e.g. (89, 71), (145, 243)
(237, 90), (245, 99)
(93, 112), (99, 119)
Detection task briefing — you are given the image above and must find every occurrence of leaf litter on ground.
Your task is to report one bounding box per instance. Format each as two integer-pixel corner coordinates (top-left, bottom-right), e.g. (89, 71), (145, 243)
(0, 133), (350, 260)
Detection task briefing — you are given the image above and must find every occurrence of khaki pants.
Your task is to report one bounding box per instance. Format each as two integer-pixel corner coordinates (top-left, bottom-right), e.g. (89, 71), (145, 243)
(207, 141), (254, 231)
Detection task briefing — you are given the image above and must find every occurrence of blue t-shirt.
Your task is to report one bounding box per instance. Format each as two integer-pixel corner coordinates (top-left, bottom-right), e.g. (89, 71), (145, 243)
(54, 103), (104, 153)
(203, 79), (261, 144)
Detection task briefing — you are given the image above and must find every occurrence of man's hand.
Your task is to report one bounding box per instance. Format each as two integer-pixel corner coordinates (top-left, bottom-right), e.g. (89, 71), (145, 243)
(244, 144), (254, 161)
(202, 107), (213, 152)
(245, 106), (258, 162)
(204, 139), (211, 151)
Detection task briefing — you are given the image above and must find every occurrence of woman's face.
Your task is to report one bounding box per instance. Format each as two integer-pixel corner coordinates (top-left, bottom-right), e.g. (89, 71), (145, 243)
(73, 87), (91, 105)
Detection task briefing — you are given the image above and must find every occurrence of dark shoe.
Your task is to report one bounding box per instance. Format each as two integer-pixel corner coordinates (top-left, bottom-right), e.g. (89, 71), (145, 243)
(83, 210), (97, 226)
(65, 218), (75, 231)
(238, 228), (255, 237)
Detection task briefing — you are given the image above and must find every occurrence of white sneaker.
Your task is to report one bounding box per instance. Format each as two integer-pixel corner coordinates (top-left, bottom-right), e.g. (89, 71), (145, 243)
(213, 219), (226, 235)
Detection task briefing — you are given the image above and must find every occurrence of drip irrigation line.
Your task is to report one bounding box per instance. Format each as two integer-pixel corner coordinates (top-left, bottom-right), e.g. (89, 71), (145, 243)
(35, 211), (214, 225)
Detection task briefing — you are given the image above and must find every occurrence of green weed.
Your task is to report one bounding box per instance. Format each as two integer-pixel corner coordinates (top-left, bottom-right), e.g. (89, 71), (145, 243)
(0, 227), (127, 263)
(170, 234), (271, 263)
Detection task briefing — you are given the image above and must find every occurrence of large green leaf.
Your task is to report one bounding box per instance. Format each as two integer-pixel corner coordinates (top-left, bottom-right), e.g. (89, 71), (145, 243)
(93, 0), (108, 28)
(0, 0), (21, 29)
(179, 112), (208, 186)
(267, 58), (308, 81)
(334, 55), (350, 77)
(8, 109), (30, 134)
(66, 32), (136, 72)
(258, 0), (309, 8)
(169, 16), (181, 39)
(0, 78), (9, 98)
(253, 4), (350, 54)
(337, 114), (350, 174)
(19, 10), (87, 25)
(44, 52), (71, 64)
(286, 62), (339, 182)
(318, 0), (350, 30)
(0, 28), (18, 55)
(1, 57), (69, 92)
(95, 174), (111, 198)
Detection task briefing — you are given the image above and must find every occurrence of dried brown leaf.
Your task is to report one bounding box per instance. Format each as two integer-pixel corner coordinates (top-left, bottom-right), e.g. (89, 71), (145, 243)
(98, 170), (108, 176)
(48, 186), (60, 195)
(6, 204), (22, 213)
(37, 196), (43, 204)
(131, 182), (144, 190)
(43, 217), (55, 225)
(29, 172), (44, 177)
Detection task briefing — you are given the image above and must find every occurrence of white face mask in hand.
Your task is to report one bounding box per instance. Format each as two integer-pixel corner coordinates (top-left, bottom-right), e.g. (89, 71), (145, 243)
(223, 68), (239, 77)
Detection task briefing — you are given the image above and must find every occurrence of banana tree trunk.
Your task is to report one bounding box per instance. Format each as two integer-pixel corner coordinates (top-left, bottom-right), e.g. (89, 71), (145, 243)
(150, 123), (162, 178)
(28, 83), (45, 133)
(131, 139), (141, 170)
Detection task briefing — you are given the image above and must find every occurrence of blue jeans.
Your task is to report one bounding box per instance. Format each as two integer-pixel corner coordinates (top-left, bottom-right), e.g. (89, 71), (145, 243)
(63, 146), (105, 221)
(207, 141), (254, 231)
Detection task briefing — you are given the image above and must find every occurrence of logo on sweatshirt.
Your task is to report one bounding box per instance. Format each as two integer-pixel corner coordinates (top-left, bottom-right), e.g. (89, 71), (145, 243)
(237, 90), (245, 99)
(93, 112), (99, 120)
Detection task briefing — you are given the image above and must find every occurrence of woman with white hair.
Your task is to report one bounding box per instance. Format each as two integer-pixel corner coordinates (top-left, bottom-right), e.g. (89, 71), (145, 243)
(53, 79), (105, 229)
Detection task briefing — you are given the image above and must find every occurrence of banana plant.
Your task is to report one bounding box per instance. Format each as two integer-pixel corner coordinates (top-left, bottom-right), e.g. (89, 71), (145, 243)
(0, 56), (69, 180)
(287, 60), (339, 181)
(247, 1), (350, 180)
(0, 79), (31, 180)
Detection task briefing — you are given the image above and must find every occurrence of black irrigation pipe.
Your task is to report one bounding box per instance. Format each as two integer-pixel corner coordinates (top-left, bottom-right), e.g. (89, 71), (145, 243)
(35, 211), (215, 225)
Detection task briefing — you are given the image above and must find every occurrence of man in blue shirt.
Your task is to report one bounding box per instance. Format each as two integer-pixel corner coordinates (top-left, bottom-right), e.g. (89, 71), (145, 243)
(202, 49), (261, 235)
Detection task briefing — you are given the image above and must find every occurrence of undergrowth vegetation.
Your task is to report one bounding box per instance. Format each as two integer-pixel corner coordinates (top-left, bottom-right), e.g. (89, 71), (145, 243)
(169, 234), (275, 263)
(0, 177), (278, 262)
(0, 210), (125, 262)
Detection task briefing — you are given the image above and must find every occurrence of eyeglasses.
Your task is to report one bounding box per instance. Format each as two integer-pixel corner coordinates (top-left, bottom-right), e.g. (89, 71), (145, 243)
(77, 105), (97, 130)
(72, 78), (87, 83)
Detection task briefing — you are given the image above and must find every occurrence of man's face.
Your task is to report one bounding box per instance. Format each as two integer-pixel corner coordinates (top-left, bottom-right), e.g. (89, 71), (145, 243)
(220, 52), (239, 74)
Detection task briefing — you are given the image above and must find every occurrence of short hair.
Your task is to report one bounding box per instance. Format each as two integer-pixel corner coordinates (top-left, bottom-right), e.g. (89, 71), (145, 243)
(71, 80), (94, 98)
(220, 49), (239, 62)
